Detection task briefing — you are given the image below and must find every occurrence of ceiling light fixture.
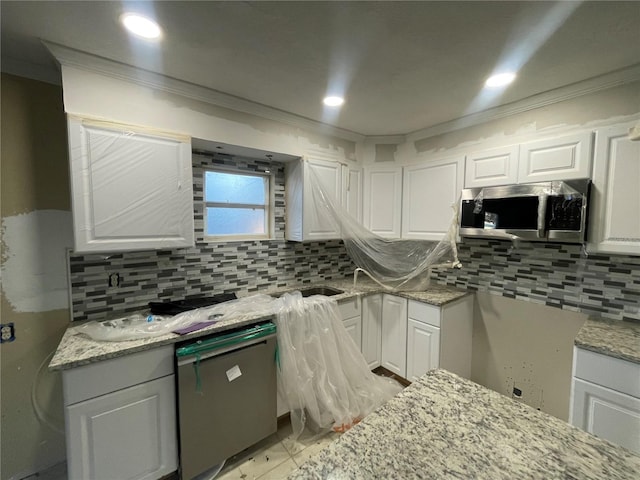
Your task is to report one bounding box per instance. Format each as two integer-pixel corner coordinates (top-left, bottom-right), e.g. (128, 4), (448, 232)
(323, 96), (345, 107)
(485, 72), (517, 88)
(120, 13), (162, 39)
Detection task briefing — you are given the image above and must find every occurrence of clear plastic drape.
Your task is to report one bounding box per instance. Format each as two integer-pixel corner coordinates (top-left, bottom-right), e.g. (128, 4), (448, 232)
(307, 164), (461, 291)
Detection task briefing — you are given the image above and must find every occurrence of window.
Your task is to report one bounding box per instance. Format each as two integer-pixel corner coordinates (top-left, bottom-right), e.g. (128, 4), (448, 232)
(203, 169), (271, 239)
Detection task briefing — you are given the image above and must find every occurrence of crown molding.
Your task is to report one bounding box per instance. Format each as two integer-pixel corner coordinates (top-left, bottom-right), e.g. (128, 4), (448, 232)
(407, 63), (640, 141)
(42, 41), (640, 144)
(43, 41), (366, 143)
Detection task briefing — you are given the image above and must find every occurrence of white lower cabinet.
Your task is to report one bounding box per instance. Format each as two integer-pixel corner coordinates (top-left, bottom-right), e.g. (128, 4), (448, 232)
(362, 294), (383, 369)
(338, 297), (362, 351)
(570, 347), (640, 454)
(63, 346), (177, 480)
(406, 319), (440, 382)
(381, 295), (408, 377)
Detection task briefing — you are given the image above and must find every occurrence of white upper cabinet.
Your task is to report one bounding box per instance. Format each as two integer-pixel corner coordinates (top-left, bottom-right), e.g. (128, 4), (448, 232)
(518, 131), (592, 183)
(588, 121), (640, 255)
(342, 164), (363, 223)
(363, 165), (402, 238)
(286, 154), (361, 241)
(402, 156), (463, 241)
(464, 145), (519, 188)
(67, 117), (194, 253)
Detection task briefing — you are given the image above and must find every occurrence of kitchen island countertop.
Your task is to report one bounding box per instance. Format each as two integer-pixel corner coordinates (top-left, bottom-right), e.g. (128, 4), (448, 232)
(49, 280), (469, 371)
(288, 369), (640, 480)
(575, 316), (640, 364)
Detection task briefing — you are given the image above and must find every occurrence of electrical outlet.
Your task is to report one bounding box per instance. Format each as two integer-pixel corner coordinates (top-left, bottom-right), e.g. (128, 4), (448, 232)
(108, 273), (121, 288)
(0, 323), (16, 343)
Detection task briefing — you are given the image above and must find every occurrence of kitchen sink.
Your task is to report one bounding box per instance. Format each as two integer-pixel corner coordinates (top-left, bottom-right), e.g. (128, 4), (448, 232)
(298, 286), (343, 297)
(272, 286), (344, 298)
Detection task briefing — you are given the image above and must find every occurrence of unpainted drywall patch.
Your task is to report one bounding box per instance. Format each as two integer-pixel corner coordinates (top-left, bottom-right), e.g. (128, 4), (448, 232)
(1, 210), (73, 312)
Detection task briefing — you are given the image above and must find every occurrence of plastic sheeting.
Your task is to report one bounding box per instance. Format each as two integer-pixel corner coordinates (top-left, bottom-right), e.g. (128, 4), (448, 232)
(307, 165), (461, 291)
(72, 292), (402, 438)
(275, 292), (402, 437)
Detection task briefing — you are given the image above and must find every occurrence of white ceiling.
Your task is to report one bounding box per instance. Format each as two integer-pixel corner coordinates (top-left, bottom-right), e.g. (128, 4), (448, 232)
(2, 1), (639, 137)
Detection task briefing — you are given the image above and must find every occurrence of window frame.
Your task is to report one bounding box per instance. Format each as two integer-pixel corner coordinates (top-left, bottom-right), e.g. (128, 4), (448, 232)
(202, 166), (273, 241)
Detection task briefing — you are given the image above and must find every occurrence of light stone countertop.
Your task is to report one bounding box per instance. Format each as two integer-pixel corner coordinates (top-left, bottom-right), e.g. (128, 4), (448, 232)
(49, 279), (470, 371)
(288, 369), (640, 480)
(575, 316), (640, 364)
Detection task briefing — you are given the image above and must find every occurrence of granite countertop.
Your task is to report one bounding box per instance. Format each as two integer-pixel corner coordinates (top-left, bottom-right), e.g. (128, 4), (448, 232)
(575, 316), (640, 365)
(289, 369), (640, 480)
(49, 279), (469, 371)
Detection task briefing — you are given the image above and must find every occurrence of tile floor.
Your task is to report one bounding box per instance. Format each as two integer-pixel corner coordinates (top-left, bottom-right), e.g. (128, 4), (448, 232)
(215, 420), (340, 480)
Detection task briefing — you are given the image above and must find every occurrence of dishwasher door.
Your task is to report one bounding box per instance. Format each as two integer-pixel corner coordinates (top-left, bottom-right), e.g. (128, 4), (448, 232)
(176, 323), (277, 480)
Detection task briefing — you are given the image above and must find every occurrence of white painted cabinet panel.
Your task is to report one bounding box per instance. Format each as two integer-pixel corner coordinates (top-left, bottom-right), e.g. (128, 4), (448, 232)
(362, 294), (383, 369)
(588, 121), (640, 255)
(518, 132), (592, 183)
(339, 297), (362, 352)
(304, 157), (342, 240)
(66, 375), (178, 480)
(571, 347), (640, 454)
(572, 378), (640, 454)
(406, 319), (440, 382)
(402, 156), (462, 241)
(342, 164), (363, 223)
(381, 294), (408, 376)
(67, 117), (194, 252)
(286, 155), (361, 241)
(464, 145), (519, 188)
(363, 166), (402, 238)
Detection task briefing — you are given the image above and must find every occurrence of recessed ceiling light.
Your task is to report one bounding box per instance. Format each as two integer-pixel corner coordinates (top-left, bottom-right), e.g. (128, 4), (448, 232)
(323, 96), (345, 107)
(120, 13), (162, 40)
(485, 72), (517, 88)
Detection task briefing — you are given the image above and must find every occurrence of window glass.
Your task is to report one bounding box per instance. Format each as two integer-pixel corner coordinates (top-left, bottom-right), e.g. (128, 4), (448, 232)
(203, 168), (270, 239)
(205, 171), (266, 205)
(206, 207), (266, 235)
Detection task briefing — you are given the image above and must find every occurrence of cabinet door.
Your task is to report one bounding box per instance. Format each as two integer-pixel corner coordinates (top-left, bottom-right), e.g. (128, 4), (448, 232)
(66, 375), (177, 480)
(465, 145), (519, 188)
(588, 121), (640, 255)
(363, 166), (402, 238)
(343, 316), (363, 351)
(67, 117), (194, 252)
(342, 164), (362, 223)
(406, 319), (440, 382)
(571, 378), (640, 454)
(303, 157), (342, 240)
(362, 294), (382, 369)
(518, 131), (592, 183)
(381, 295), (408, 377)
(402, 156), (462, 241)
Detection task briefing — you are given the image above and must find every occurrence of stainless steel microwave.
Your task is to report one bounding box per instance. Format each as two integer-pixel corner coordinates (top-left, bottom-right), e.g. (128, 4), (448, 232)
(459, 179), (591, 243)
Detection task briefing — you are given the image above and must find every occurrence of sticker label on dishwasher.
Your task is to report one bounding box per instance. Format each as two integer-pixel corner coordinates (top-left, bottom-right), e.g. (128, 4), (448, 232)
(226, 365), (242, 382)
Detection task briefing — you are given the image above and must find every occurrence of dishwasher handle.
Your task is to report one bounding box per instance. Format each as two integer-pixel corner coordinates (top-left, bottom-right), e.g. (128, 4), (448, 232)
(176, 333), (276, 366)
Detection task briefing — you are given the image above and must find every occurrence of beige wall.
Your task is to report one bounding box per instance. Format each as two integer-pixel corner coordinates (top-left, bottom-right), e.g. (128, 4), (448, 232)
(1, 74), (71, 479)
(471, 292), (587, 421)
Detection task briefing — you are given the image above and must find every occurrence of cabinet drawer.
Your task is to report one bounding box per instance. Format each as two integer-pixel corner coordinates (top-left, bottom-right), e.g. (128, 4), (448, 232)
(63, 345), (175, 406)
(338, 297), (360, 319)
(408, 300), (440, 328)
(574, 348), (640, 398)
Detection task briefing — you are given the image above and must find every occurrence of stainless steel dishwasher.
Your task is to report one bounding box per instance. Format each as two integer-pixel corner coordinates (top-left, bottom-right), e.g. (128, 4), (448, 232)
(175, 322), (277, 480)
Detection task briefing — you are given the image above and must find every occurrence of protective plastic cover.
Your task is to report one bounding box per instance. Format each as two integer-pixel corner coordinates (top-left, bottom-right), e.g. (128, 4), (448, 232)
(72, 293), (402, 437)
(307, 165), (461, 290)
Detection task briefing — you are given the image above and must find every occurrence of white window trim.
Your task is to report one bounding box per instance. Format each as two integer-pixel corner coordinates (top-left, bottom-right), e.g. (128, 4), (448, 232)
(203, 166), (274, 242)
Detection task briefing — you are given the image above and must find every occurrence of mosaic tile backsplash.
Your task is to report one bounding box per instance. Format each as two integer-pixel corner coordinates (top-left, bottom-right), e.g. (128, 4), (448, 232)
(69, 152), (639, 323)
(68, 153), (355, 322)
(432, 238), (640, 322)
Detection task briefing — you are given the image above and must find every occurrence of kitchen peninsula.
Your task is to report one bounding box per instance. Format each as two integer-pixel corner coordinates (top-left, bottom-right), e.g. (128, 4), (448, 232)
(288, 369), (640, 480)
